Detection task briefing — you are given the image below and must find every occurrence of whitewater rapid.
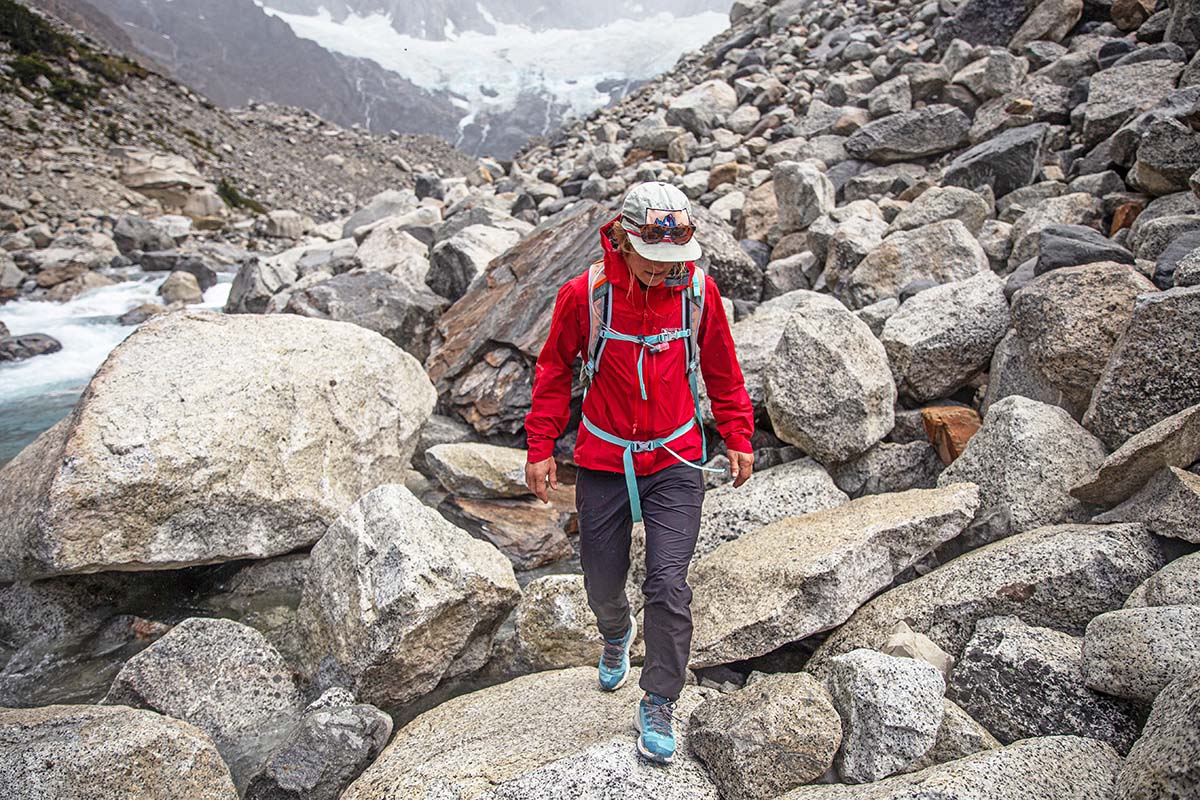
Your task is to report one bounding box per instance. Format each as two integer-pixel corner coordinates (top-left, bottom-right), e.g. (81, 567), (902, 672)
(0, 273), (233, 465)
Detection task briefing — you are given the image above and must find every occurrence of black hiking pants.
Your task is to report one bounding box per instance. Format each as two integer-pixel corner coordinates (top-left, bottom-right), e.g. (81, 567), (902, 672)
(576, 461), (705, 701)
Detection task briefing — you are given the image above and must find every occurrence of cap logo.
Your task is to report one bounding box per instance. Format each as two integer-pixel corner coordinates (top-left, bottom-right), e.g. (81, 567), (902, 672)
(646, 208), (690, 227)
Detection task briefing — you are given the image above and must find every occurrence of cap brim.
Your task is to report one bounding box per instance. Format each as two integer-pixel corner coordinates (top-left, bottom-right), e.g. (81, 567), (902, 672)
(629, 236), (703, 262)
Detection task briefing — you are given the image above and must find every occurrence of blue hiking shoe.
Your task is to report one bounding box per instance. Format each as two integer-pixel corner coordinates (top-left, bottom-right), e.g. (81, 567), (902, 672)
(635, 692), (678, 764)
(598, 615), (636, 691)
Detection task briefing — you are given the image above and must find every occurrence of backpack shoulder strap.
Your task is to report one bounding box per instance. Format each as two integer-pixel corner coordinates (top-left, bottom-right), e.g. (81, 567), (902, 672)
(683, 265), (706, 375)
(583, 260), (610, 390)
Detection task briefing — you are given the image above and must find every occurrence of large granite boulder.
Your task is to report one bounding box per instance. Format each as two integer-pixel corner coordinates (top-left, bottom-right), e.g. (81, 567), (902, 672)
(689, 483), (980, 668)
(1005, 263), (1156, 418)
(353, 215), (434, 285)
(941, 123), (1050, 198)
(827, 648), (946, 784)
(1083, 285), (1200, 450)
(425, 442), (531, 499)
(903, 699), (1001, 773)
(807, 523), (1165, 675)
(426, 202), (612, 437)
(840, 220), (989, 310)
(764, 292), (897, 464)
(427, 224), (522, 302)
(1082, 605), (1200, 702)
(117, 148), (226, 224)
(776, 736), (1121, 799)
(1117, 672), (1200, 800)
(284, 270), (448, 362)
(297, 484), (520, 708)
(832, 441), (945, 498)
(341, 667), (719, 800)
(881, 272), (1010, 403)
(949, 616), (1140, 753)
(774, 161), (836, 233)
(688, 673), (842, 800)
(513, 575), (610, 671)
(693, 206), (764, 301)
(1125, 552), (1200, 609)
(1093, 466), (1200, 542)
(889, 186), (991, 235)
(666, 79), (739, 137)
(0, 310), (435, 580)
(0, 704), (238, 800)
(937, 396), (1107, 542)
(693, 458), (848, 561)
(1083, 60), (1185, 146)
(103, 617), (303, 789)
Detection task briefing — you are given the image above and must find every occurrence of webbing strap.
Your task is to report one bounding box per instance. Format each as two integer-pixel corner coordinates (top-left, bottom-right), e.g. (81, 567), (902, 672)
(597, 327), (690, 401)
(582, 415), (721, 523)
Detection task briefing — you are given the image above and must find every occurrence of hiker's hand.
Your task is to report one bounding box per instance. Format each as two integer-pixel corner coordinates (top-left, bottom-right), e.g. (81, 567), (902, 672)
(525, 457), (558, 503)
(729, 450), (754, 488)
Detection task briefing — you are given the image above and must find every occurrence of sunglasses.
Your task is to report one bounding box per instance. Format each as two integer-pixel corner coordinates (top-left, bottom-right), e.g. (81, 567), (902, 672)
(635, 223), (696, 245)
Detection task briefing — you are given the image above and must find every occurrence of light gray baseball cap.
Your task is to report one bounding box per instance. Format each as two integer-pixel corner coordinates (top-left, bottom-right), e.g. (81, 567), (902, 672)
(619, 181), (703, 262)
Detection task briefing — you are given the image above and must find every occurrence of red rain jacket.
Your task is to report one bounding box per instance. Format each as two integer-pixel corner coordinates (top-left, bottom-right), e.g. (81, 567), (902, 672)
(525, 217), (754, 475)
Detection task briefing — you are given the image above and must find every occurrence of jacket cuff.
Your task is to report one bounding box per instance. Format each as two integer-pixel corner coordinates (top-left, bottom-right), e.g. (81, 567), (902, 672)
(527, 438), (556, 463)
(724, 435), (753, 455)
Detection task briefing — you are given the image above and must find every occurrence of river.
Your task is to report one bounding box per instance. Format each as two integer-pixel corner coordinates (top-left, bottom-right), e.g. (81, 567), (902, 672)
(0, 271), (233, 466)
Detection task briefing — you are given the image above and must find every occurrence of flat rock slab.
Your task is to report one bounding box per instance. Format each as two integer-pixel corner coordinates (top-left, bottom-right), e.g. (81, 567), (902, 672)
(0, 704), (238, 800)
(807, 523), (1165, 676)
(1093, 466), (1200, 543)
(1072, 402), (1200, 506)
(776, 736), (1120, 799)
(426, 442), (533, 499)
(340, 667), (719, 800)
(0, 309), (436, 580)
(689, 483), (980, 668)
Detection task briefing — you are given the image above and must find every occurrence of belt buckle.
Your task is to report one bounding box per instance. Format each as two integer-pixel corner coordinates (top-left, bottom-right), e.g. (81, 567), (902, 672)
(630, 440), (654, 453)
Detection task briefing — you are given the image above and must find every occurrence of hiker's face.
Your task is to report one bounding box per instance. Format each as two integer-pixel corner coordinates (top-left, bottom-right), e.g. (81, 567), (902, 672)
(625, 248), (679, 288)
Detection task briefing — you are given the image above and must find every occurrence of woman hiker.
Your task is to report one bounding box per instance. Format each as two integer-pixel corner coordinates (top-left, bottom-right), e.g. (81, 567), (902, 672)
(524, 181), (755, 765)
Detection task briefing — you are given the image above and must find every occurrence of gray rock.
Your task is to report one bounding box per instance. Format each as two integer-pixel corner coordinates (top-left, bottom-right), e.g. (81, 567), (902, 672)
(297, 484), (520, 708)
(941, 123), (1050, 198)
(949, 616), (1140, 753)
(353, 216), (434, 285)
(1082, 606), (1200, 702)
(104, 617), (303, 789)
(1008, 193), (1102, 269)
(689, 484), (980, 668)
(0, 333), (63, 362)
(265, 209), (314, 239)
(828, 648), (946, 784)
(694, 458), (848, 561)
(1132, 117), (1200, 196)
(881, 272), (1010, 403)
(776, 736), (1121, 799)
(774, 161), (836, 233)
(1093, 466), (1200, 542)
(341, 667), (719, 800)
(341, 190), (418, 239)
(0, 704), (238, 800)
(688, 673), (843, 800)
(845, 105), (971, 163)
(889, 186), (991, 236)
(1083, 286), (1200, 450)
(903, 699), (1001, 773)
(424, 442), (531, 499)
(1009, 0), (1083, 48)
(854, 297), (900, 337)
(1084, 60), (1185, 146)
(1008, 262), (1156, 418)
(1177, 247), (1200, 286)
(694, 206), (764, 301)
(1125, 551), (1200, 608)
(868, 76), (913, 117)
(764, 292), (897, 463)
(514, 575), (607, 671)
(666, 79), (739, 138)
(823, 216), (889, 292)
(0, 310), (436, 580)
(840, 220), (990, 309)
(934, 0), (1039, 48)
(284, 270), (448, 362)
(113, 214), (175, 253)
(938, 396), (1107, 541)
(428, 224), (521, 301)
(832, 441), (944, 498)
(158, 270), (203, 304)
(1152, 230), (1200, 288)
(245, 704), (392, 800)
(807, 523), (1165, 675)
(1034, 224), (1135, 274)
(1117, 673), (1200, 800)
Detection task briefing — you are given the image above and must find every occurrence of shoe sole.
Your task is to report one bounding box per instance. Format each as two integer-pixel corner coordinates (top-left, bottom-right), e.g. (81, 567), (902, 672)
(633, 706), (674, 765)
(598, 615), (637, 692)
